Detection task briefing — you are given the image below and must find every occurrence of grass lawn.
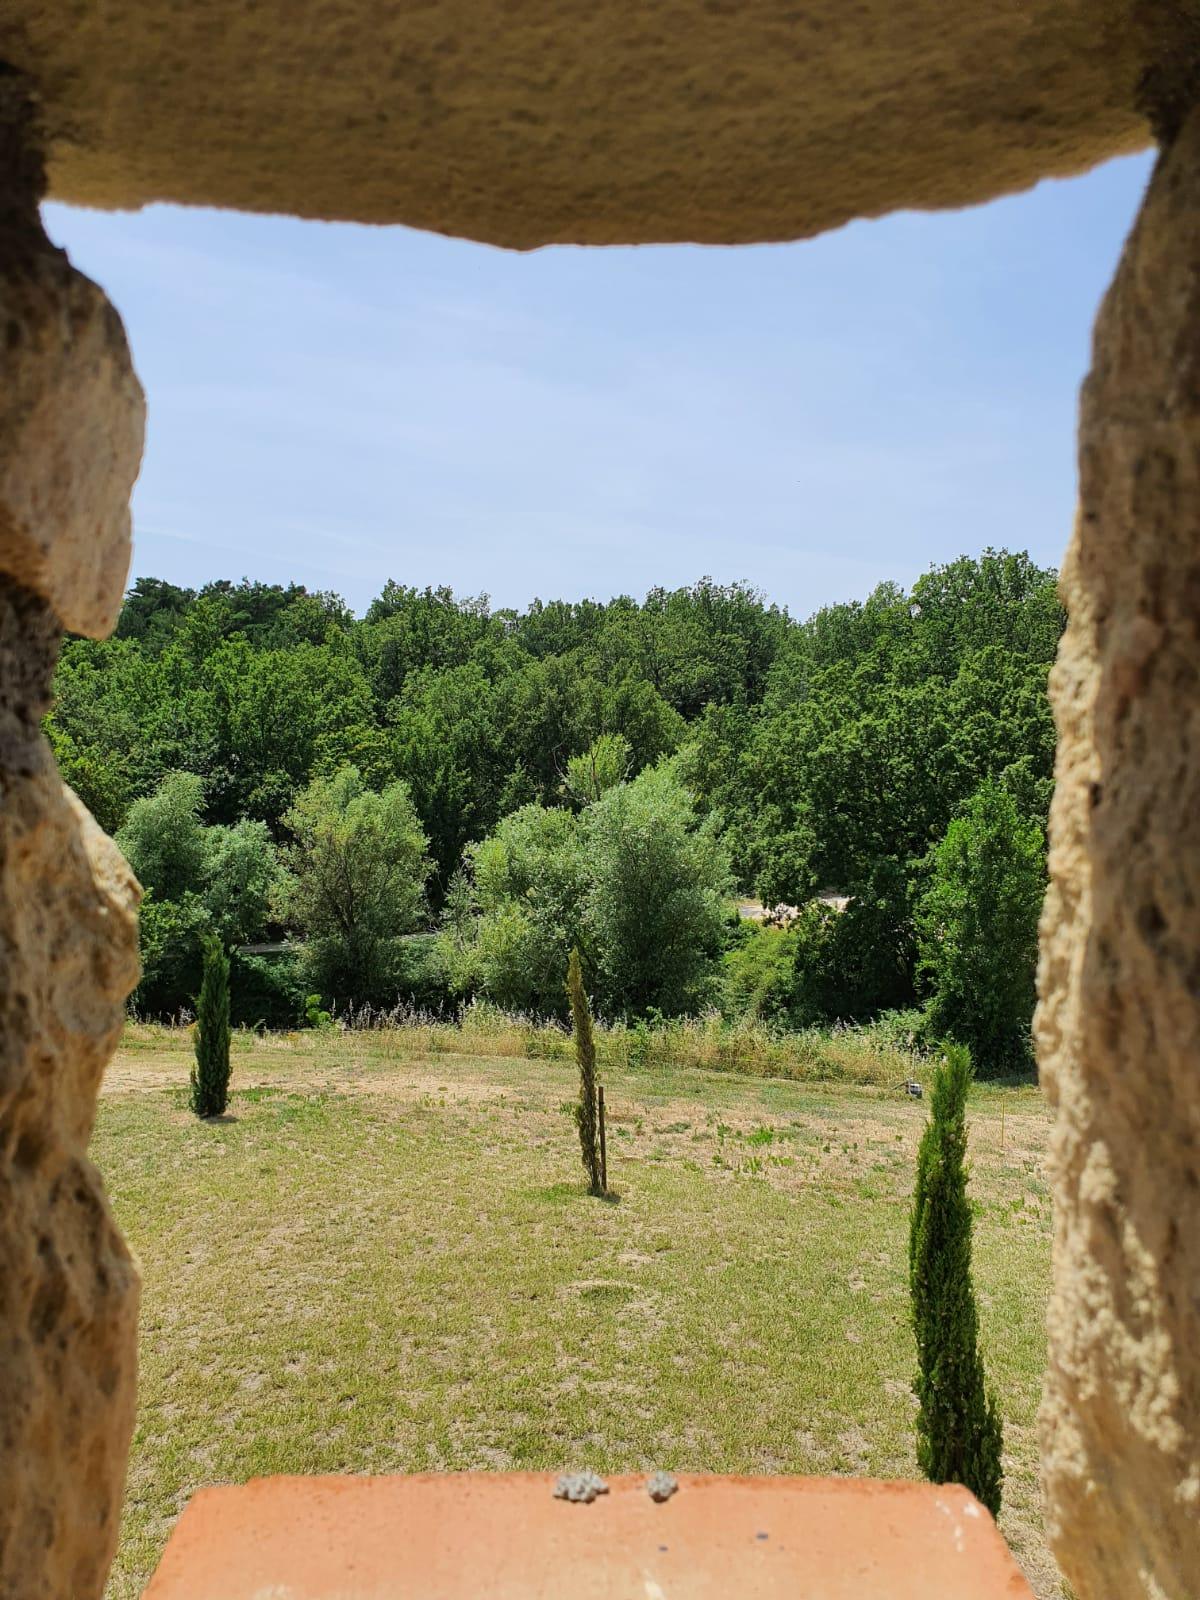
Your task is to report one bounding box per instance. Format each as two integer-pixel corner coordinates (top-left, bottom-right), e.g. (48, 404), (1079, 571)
(94, 1029), (1059, 1597)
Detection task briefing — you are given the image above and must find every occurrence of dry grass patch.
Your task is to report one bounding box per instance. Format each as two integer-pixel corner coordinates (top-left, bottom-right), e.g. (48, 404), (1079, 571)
(95, 1031), (1058, 1597)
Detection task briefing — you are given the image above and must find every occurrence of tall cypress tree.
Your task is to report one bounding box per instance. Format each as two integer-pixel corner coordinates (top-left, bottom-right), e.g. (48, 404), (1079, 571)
(566, 946), (602, 1194)
(191, 934), (232, 1118)
(909, 1044), (1003, 1515)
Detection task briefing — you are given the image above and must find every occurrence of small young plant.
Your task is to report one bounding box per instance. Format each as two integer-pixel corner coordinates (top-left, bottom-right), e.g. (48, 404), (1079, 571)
(566, 946), (603, 1195)
(191, 934), (232, 1118)
(909, 1043), (1003, 1515)
(304, 992), (334, 1030)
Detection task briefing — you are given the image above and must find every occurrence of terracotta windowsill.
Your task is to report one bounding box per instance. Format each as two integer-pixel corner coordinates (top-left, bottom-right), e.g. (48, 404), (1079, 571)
(142, 1472), (1035, 1598)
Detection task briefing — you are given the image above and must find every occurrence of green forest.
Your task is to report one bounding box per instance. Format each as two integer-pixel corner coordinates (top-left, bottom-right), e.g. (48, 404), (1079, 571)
(51, 547), (1060, 1074)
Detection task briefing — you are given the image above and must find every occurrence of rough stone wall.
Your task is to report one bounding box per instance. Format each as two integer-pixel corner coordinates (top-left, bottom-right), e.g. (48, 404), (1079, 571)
(0, 250), (144, 637)
(1037, 102), (1200, 1600)
(0, 0), (1151, 247)
(0, 84), (146, 1600)
(0, 75), (144, 638)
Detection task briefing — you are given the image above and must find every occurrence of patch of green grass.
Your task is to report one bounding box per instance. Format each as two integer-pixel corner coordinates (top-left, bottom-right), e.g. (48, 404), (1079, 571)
(94, 1032), (1058, 1598)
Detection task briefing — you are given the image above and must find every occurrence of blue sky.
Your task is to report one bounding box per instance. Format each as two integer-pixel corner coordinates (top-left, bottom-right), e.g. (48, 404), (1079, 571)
(46, 152), (1152, 620)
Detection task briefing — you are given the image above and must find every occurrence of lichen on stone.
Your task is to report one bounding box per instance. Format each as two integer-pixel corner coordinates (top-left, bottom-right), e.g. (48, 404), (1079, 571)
(553, 1471), (609, 1504)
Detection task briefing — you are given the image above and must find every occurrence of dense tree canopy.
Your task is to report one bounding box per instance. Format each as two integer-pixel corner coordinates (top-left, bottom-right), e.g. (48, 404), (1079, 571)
(54, 553), (1062, 1057)
(690, 550), (1059, 904)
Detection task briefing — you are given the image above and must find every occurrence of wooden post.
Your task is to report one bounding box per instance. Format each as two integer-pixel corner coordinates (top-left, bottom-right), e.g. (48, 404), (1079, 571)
(598, 1085), (607, 1195)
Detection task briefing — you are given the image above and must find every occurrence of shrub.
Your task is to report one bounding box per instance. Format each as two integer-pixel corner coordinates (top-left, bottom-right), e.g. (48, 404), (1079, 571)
(393, 934), (455, 1014)
(133, 891), (210, 1018)
(862, 1007), (927, 1054)
(191, 935), (232, 1116)
(228, 950), (304, 1029)
(722, 923), (801, 1022)
(304, 993), (334, 1030)
(909, 1044), (1003, 1515)
(450, 804), (585, 1017)
(724, 867), (916, 1032)
(567, 947), (602, 1194)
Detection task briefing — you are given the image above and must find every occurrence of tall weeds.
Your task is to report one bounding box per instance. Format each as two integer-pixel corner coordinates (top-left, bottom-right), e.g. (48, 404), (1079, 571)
(125, 1002), (929, 1089)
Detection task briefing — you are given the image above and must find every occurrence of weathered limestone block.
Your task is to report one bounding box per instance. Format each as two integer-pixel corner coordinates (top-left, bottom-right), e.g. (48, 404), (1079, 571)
(1037, 103), (1200, 1600)
(0, 581), (142, 1599)
(0, 216), (145, 638)
(0, 0), (1152, 247)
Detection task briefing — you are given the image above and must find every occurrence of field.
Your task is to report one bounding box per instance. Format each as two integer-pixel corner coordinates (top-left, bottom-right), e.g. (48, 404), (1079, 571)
(94, 1026), (1059, 1597)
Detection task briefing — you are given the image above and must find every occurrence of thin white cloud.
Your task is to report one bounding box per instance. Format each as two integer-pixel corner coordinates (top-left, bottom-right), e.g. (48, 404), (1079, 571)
(50, 155), (1152, 617)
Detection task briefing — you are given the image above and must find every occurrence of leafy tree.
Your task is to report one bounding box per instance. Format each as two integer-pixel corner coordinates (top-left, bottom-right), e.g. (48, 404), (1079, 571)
(52, 634), (189, 808)
(191, 934), (232, 1117)
(581, 764), (731, 1017)
(746, 674), (959, 906)
(190, 578), (352, 647)
(567, 947), (602, 1194)
(115, 576), (196, 648)
(800, 860), (916, 1022)
(116, 773), (284, 1014)
(45, 713), (133, 833)
(448, 766), (729, 1021)
(562, 734), (631, 807)
(206, 639), (376, 822)
(202, 817), (285, 947)
(360, 583), (498, 700)
(276, 766), (431, 1005)
(742, 554), (1059, 904)
(511, 595), (606, 660)
(386, 662), (509, 893)
(907, 548), (1064, 671)
(452, 805), (586, 1015)
(493, 654), (682, 805)
(132, 891), (211, 1018)
(595, 673), (686, 771)
(595, 579), (788, 716)
(495, 653), (606, 800)
(917, 779), (1044, 1074)
(679, 704), (758, 887)
(909, 1045), (1003, 1515)
(116, 771), (209, 902)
